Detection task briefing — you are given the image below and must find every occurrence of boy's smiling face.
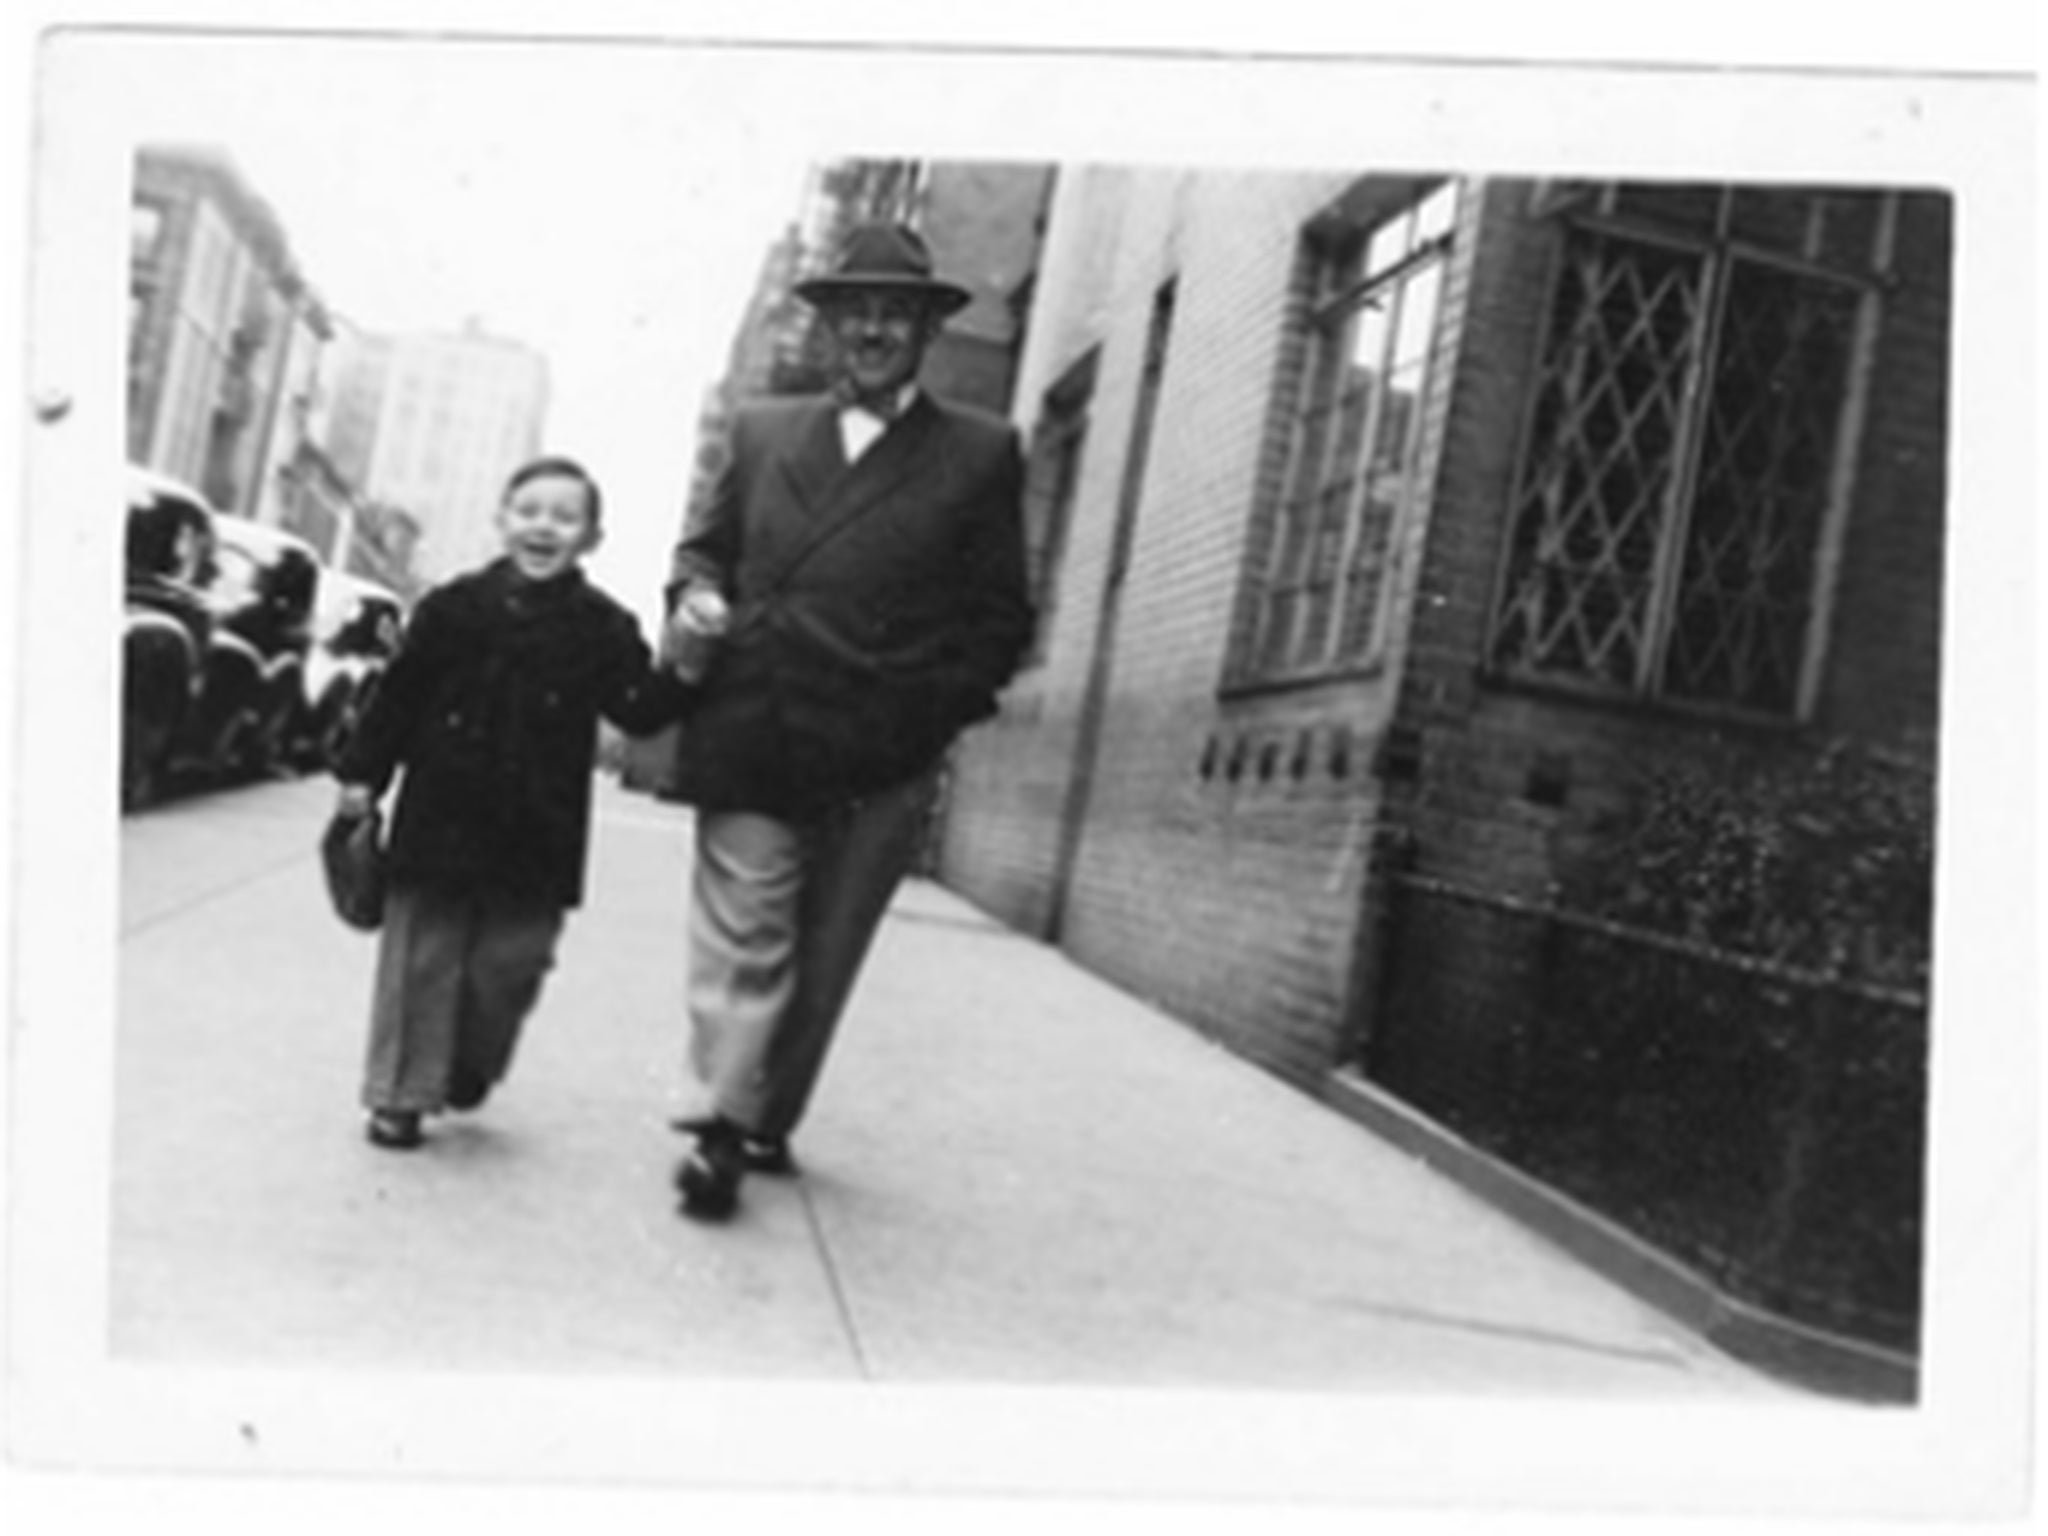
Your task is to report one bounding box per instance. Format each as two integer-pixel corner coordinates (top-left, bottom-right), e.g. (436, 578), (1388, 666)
(497, 471), (596, 582)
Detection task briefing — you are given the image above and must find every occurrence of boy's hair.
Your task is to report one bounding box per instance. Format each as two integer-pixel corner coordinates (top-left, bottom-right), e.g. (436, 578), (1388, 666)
(503, 455), (603, 536)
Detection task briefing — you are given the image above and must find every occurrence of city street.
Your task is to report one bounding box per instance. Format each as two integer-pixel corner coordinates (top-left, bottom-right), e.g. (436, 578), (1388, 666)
(111, 773), (1797, 1398)
(11, 21), (2029, 1528)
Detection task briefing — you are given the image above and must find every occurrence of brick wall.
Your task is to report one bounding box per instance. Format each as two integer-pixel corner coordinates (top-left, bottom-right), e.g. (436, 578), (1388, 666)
(937, 169), (1950, 1353)
(942, 167), (1439, 1088)
(1816, 193), (1952, 747)
(1364, 182), (1952, 1077)
(941, 167), (1148, 939)
(947, 170), (1950, 1099)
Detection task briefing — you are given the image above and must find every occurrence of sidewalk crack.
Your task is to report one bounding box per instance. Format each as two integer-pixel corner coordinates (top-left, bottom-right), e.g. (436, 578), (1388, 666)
(798, 1182), (873, 1380)
(121, 850), (315, 938)
(1341, 1299), (1692, 1368)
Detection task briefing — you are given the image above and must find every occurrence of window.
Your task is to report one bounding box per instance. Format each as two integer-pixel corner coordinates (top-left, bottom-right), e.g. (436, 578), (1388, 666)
(1489, 182), (1893, 719)
(127, 289), (149, 370)
(1110, 282), (1175, 608)
(130, 201), (165, 262)
(1238, 180), (1455, 687)
(1020, 348), (1097, 666)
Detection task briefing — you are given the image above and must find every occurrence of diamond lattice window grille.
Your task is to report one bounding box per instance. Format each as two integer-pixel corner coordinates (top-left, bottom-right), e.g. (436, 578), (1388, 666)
(1551, 181), (1892, 283)
(1493, 230), (1706, 689)
(1662, 262), (1861, 712)
(1493, 191), (1876, 719)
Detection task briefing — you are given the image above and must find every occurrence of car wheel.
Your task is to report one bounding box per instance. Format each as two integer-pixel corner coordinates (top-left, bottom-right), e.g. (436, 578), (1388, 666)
(236, 713), (282, 780)
(320, 689), (361, 771)
(251, 707), (294, 778)
(121, 631), (189, 811)
(205, 709), (257, 783)
(121, 722), (165, 811)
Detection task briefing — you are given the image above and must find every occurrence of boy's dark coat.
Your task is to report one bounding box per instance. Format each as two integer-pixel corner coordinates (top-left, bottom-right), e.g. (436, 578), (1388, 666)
(337, 560), (685, 907)
(665, 392), (1034, 816)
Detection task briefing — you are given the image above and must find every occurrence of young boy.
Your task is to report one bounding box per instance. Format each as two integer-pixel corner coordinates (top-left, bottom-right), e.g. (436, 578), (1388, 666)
(334, 456), (689, 1149)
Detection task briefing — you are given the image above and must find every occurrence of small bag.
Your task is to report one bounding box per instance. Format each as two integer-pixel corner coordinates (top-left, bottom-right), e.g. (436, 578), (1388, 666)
(320, 806), (387, 931)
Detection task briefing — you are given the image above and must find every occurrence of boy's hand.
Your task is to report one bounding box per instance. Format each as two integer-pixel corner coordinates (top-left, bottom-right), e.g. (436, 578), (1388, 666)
(336, 783), (376, 820)
(663, 586), (730, 682)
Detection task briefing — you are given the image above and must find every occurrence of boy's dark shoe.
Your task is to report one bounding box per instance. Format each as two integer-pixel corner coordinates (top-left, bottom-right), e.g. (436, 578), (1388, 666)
(365, 1109), (424, 1150)
(675, 1119), (745, 1220)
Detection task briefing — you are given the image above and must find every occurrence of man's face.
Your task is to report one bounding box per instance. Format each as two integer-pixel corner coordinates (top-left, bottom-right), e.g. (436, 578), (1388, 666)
(821, 291), (941, 403)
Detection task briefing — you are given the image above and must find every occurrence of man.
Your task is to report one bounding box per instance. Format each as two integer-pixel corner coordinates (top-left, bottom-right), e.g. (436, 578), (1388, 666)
(661, 222), (1035, 1219)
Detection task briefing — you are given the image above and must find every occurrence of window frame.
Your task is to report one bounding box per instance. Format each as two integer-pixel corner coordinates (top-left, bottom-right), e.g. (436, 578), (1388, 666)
(1228, 179), (1458, 695)
(1019, 346), (1098, 670)
(1485, 183), (1896, 725)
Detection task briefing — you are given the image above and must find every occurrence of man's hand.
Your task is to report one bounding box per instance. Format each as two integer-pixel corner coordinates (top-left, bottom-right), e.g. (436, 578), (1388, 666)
(663, 586), (730, 682)
(335, 783), (377, 820)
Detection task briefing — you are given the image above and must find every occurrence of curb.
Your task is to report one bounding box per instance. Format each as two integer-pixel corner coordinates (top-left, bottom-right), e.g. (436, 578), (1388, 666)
(1322, 1069), (1919, 1405)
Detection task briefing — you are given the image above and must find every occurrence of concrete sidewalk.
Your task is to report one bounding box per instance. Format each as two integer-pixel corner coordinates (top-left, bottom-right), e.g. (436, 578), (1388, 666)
(110, 774), (1793, 1400)
(564, 781), (1787, 1397)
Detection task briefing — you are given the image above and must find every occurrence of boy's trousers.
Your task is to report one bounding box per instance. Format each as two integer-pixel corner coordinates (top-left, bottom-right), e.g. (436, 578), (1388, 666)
(363, 882), (566, 1113)
(681, 773), (934, 1140)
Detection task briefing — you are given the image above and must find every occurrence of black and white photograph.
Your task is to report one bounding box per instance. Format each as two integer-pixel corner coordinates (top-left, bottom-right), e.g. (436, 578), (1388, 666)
(4, 6), (2037, 1533)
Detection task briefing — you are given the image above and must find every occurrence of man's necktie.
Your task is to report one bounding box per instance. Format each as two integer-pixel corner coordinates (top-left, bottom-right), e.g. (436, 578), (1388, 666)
(836, 383), (904, 423)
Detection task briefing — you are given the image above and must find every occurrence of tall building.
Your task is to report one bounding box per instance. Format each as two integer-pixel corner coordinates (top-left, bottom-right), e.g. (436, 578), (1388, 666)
(329, 321), (550, 585)
(128, 144), (332, 524)
(912, 160), (1052, 411)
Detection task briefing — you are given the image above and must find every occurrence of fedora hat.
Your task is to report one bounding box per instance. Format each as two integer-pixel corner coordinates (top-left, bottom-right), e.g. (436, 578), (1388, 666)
(794, 222), (973, 315)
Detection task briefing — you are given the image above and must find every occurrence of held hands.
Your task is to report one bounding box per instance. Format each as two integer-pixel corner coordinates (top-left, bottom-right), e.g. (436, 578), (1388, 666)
(335, 783), (377, 820)
(663, 586), (730, 683)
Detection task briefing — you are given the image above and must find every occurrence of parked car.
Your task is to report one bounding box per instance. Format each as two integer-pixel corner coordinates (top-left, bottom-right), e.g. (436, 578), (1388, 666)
(122, 468), (214, 808)
(205, 509), (321, 775)
(295, 567), (405, 770)
(121, 466), (321, 807)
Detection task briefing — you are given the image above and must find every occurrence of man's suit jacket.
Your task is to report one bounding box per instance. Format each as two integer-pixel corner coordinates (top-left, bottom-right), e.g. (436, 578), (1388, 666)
(665, 390), (1034, 816)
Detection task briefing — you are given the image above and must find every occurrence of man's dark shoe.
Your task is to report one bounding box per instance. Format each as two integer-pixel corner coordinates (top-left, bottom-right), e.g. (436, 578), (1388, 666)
(675, 1120), (745, 1220)
(365, 1109), (424, 1150)
(669, 1115), (795, 1177)
(444, 1068), (490, 1112)
(742, 1134), (797, 1176)
(671, 1122), (798, 1179)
